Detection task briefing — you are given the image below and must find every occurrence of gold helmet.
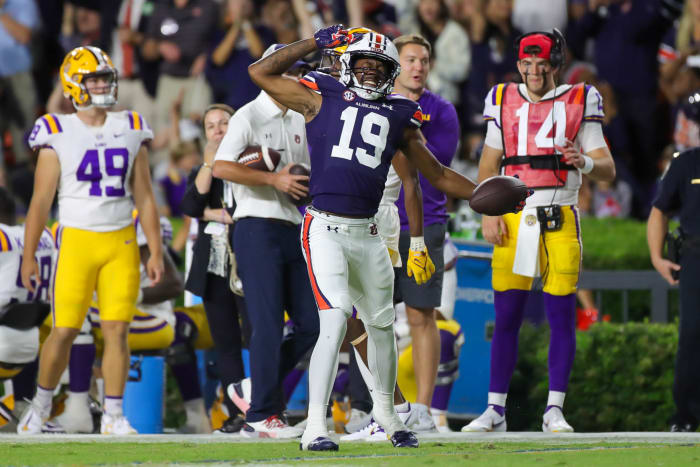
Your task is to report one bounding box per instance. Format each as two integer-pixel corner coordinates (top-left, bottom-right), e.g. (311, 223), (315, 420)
(60, 46), (118, 108)
(319, 27), (373, 74)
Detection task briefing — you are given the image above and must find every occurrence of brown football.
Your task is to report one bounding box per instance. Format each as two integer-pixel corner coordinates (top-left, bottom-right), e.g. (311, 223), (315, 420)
(469, 175), (528, 216)
(286, 163), (312, 207)
(238, 145), (281, 171)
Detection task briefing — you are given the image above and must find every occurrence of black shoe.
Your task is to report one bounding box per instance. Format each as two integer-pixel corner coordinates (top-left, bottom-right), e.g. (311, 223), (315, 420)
(214, 415), (246, 434)
(300, 436), (339, 451)
(670, 422), (698, 432)
(390, 430), (419, 448)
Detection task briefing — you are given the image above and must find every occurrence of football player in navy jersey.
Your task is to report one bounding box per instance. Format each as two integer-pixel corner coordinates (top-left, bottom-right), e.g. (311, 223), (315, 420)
(248, 26), (508, 451)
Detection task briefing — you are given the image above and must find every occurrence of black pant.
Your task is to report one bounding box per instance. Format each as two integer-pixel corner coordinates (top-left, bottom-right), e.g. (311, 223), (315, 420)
(202, 273), (247, 416)
(673, 248), (700, 427)
(234, 218), (319, 423)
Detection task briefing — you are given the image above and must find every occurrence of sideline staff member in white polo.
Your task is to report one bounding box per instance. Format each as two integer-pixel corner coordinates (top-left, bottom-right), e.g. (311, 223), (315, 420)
(212, 44), (319, 439)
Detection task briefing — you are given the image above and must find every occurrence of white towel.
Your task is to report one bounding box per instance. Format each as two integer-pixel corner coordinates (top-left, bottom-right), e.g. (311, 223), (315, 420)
(512, 207), (541, 277)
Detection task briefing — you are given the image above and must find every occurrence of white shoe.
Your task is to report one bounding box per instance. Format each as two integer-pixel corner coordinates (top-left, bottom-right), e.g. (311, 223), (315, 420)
(339, 417), (387, 442)
(344, 408), (371, 433)
(17, 404), (65, 435)
(403, 403), (436, 432)
(542, 406), (574, 433)
(227, 378), (251, 415)
(461, 406), (506, 432)
(55, 394), (94, 433)
(101, 413), (137, 435)
(241, 415), (302, 439)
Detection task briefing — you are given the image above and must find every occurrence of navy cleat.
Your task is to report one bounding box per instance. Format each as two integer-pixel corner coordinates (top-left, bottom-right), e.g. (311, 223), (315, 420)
(390, 430), (418, 448)
(300, 436), (339, 451)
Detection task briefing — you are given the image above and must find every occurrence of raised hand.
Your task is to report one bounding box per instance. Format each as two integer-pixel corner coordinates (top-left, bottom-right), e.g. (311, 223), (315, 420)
(314, 24), (350, 49)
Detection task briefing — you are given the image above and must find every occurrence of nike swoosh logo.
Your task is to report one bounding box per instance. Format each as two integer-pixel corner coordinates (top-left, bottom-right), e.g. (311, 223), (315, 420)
(492, 420), (505, 430)
(114, 133), (125, 138)
(125, 239), (134, 244)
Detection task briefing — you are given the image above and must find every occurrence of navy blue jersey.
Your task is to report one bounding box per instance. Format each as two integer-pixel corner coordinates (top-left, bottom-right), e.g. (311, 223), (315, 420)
(300, 71), (422, 217)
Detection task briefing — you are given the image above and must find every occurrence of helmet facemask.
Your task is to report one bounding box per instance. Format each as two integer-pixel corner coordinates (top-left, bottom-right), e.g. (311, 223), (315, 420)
(61, 46), (119, 110)
(79, 70), (118, 109)
(338, 33), (400, 101)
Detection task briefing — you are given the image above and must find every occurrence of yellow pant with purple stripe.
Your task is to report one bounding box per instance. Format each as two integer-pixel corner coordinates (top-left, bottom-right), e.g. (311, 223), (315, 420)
(52, 225), (140, 329)
(492, 207), (582, 296)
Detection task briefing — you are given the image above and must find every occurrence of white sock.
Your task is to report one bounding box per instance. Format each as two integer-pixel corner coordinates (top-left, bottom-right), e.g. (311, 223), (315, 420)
(546, 391), (566, 409)
(34, 386), (54, 418)
(487, 392), (507, 407)
(307, 308), (347, 429)
(365, 323), (403, 435)
(306, 403), (327, 435)
(66, 391), (89, 407)
(103, 396), (123, 417)
(184, 398), (206, 418)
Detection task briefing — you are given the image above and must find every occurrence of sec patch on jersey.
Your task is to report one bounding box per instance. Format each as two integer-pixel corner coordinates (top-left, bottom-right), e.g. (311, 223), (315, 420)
(238, 146), (281, 172)
(470, 175), (529, 216)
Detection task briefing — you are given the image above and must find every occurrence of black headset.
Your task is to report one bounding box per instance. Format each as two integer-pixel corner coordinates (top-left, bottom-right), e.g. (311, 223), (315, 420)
(514, 28), (566, 69)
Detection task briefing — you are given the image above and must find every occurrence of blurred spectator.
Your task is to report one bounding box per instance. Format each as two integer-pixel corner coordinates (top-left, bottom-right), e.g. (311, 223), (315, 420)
(591, 179), (633, 218)
(658, 0), (700, 151)
(154, 141), (202, 217)
(262, 0), (300, 44)
(0, 0), (40, 166)
(290, 0), (329, 41)
(142, 0), (218, 153)
(206, 0), (274, 111)
(450, 0), (487, 41)
(460, 0), (520, 158)
(567, 0), (680, 215)
(32, 0), (67, 106)
(59, 2), (101, 52)
(106, 0), (159, 129)
(401, 0), (470, 105)
(512, 0), (567, 34)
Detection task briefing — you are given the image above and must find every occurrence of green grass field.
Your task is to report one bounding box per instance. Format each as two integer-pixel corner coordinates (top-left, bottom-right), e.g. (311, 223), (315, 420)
(2, 441), (699, 466)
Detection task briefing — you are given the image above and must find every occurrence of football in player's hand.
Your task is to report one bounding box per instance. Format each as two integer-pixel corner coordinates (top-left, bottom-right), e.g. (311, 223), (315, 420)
(238, 146), (281, 171)
(470, 175), (529, 216)
(287, 163), (312, 207)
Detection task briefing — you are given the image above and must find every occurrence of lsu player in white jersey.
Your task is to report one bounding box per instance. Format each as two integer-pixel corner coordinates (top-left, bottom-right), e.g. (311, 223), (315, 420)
(0, 187), (55, 430)
(18, 46), (164, 435)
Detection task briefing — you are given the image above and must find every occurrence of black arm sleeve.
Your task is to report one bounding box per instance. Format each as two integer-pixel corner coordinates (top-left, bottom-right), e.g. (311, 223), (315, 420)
(179, 166), (211, 218)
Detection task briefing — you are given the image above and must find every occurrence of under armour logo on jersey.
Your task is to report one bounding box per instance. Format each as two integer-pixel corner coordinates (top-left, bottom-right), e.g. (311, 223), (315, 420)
(381, 103), (393, 111)
(369, 224), (377, 235)
(265, 133), (272, 139)
(327, 225), (339, 233)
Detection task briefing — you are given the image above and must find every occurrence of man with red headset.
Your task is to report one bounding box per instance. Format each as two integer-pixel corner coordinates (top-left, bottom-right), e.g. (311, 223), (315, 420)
(462, 30), (616, 433)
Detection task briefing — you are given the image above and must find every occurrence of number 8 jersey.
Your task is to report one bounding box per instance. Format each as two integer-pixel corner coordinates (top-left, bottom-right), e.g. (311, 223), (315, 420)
(28, 111), (153, 232)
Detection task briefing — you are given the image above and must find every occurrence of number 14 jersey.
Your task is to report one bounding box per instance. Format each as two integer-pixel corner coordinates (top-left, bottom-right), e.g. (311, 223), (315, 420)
(28, 111), (153, 232)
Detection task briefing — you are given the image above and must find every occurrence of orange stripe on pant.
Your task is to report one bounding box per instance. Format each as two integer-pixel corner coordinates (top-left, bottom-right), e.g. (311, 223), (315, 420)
(302, 213), (331, 310)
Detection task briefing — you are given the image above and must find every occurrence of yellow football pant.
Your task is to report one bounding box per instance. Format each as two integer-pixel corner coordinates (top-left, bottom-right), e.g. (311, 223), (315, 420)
(491, 207), (581, 296)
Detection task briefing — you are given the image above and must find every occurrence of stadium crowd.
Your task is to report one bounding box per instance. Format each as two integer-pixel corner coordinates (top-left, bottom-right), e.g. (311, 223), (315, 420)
(0, 0), (698, 445)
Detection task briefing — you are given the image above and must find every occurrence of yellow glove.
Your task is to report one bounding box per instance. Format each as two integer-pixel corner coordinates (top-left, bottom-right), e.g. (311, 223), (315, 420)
(406, 236), (435, 285)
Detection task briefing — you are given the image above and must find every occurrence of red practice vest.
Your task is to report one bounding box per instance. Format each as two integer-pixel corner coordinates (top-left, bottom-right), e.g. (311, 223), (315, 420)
(500, 83), (586, 189)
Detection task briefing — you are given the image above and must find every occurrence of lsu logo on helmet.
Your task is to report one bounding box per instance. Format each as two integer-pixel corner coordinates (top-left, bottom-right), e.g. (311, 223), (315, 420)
(61, 46), (118, 108)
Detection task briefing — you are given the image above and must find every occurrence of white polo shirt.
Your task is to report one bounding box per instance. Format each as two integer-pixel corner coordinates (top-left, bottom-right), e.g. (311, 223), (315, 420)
(215, 91), (310, 224)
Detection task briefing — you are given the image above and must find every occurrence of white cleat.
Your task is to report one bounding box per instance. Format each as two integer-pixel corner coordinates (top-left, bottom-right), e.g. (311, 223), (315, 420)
(461, 406), (506, 432)
(339, 418), (388, 442)
(101, 413), (138, 435)
(17, 404), (65, 435)
(403, 403), (436, 433)
(55, 396), (94, 433)
(344, 408), (371, 434)
(242, 415), (302, 439)
(227, 378), (251, 416)
(542, 406), (574, 433)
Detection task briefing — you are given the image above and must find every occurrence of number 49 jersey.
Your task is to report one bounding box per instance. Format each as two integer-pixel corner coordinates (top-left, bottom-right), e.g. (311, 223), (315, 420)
(0, 224), (54, 308)
(300, 71), (423, 217)
(28, 111), (153, 232)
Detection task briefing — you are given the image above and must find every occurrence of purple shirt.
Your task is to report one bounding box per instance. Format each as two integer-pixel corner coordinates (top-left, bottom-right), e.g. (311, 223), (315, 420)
(302, 71), (422, 217)
(397, 89), (459, 229)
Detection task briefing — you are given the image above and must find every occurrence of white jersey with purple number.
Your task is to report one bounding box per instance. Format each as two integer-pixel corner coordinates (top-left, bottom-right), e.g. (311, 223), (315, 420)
(0, 224), (54, 308)
(27, 111), (153, 232)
